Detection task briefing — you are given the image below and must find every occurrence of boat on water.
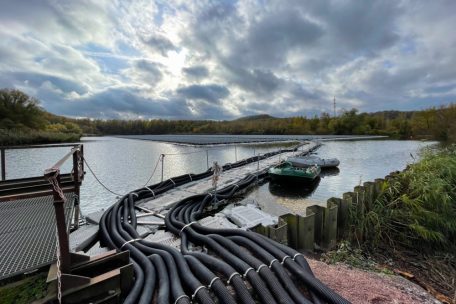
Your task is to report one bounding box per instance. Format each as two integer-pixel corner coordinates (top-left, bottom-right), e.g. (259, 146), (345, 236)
(287, 155), (340, 168)
(268, 161), (321, 183)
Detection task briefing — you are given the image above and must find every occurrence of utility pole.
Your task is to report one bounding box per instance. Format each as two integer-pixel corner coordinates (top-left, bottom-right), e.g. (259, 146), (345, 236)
(333, 96), (336, 118)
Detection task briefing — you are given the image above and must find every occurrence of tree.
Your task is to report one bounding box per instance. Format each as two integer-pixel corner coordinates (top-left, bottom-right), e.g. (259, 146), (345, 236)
(0, 89), (47, 130)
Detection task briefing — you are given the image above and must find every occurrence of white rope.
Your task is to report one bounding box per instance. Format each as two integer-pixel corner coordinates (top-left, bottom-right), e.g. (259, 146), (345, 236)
(292, 253), (303, 260)
(169, 178), (176, 186)
(144, 186), (155, 198)
(180, 222), (196, 235)
(120, 238), (142, 250)
(256, 264), (268, 273)
(191, 285), (207, 300)
(281, 256), (291, 264)
(269, 259), (278, 268)
(227, 272), (240, 284)
(208, 277), (220, 289)
(243, 267), (254, 278)
(173, 294), (190, 304)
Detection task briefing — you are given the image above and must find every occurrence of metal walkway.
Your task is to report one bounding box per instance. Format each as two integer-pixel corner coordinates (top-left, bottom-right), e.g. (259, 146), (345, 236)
(0, 192), (75, 280)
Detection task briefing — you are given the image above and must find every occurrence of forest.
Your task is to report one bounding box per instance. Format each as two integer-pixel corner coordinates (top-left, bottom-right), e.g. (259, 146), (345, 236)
(1, 88), (455, 145)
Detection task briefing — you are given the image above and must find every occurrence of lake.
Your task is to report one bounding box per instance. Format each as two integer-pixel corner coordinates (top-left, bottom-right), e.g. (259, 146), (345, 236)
(4, 136), (434, 214)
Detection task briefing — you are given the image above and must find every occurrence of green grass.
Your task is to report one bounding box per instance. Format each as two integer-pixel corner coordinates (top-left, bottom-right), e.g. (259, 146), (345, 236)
(321, 241), (394, 274)
(0, 274), (47, 304)
(349, 144), (456, 252)
(0, 129), (81, 146)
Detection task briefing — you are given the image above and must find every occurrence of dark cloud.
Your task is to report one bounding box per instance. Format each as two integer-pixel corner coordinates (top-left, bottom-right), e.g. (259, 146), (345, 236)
(51, 87), (191, 119)
(131, 60), (163, 84)
(226, 67), (283, 96)
(0, 72), (89, 95)
(0, 0), (455, 119)
(141, 34), (175, 56)
(177, 84), (230, 103)
(231, 8), (324, 68)
(182, 66), (209, 79)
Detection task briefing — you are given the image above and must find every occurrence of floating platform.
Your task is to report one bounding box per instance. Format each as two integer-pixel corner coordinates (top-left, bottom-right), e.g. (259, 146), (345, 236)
(120, 134), (387, 145)
(80, 141), (320, 254)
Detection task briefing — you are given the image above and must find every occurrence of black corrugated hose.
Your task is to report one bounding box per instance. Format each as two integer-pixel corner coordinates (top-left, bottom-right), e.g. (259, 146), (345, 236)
(98, 144), (351, 303)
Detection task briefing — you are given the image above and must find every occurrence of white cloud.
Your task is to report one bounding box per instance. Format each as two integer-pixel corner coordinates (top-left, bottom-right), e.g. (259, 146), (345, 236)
(0, 0), (455, 119)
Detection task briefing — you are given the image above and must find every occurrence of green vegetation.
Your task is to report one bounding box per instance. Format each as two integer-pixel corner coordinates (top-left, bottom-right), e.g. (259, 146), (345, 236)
(0, 273), (47, 304)
(80, 106), (456, 142)
(1, 88), (456, 145)
(326, 146), (456, 301)
(0, 89), (82, 145)
(321, 241), (393, 274)
(348, 145), (456, 252)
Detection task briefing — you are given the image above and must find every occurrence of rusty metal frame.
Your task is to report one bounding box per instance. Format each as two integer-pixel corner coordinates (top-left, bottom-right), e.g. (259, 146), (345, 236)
(0, 143), (79, 182)
(43, 145), (84, 274)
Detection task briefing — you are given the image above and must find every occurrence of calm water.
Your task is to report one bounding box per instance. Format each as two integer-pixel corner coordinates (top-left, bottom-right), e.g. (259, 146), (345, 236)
(244, 140), (434, 215)
(4, 137), (434, 214)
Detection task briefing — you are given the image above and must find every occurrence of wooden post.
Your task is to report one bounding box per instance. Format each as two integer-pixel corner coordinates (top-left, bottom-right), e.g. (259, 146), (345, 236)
(281, 213), (314, 251)
(363, 182), (375, 211)
(322, 201), (338, 250)
(339, 192), (353, 239)
(328, 197), (345, 240)
(1, 148), (5, 181)
(374, 178), (384, 197)
(354, 185), (366, 213)
(281, 214), (298, 248)
(298, 213), (315, 251)
(307, 205), (323, 248)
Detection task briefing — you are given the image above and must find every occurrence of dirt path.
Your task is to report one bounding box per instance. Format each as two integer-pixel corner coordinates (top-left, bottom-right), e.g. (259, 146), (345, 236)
(308, 259), (441, 304)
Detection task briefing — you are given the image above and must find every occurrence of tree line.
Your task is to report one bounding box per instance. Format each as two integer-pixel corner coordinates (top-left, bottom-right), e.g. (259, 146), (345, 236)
(80, 106), (456, 142)
(1, 88), (455, 145)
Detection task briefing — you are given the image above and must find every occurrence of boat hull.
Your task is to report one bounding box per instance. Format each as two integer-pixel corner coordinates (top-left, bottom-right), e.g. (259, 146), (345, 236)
(268, 161), (321, 184)
(287, 156), (340, 168)
(269, 172), (319, 184)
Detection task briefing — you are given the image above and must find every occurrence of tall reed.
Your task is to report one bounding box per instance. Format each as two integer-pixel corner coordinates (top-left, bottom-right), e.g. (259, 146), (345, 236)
(349, 145), (456, 252)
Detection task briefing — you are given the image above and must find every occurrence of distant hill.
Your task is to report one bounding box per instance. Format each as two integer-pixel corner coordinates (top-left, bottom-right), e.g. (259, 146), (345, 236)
(234, 114), (277, 121)
(367, 110), (416, 120)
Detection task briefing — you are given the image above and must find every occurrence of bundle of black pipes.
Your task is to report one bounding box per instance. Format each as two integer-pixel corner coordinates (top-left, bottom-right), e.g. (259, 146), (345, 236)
(99, 145), (351, 304)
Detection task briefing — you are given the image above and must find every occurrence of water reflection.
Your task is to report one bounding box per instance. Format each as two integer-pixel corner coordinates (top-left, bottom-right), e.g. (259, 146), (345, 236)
(268, 177), (320, 199)
(5, 137), (435, 214)
(245, 140), (435, 214)
(320, 167), (340, 178)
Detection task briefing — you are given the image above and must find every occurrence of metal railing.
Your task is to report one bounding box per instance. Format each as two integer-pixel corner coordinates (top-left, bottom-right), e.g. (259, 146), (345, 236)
(0, 143), (80, 181)
(44, 144), (84, 274)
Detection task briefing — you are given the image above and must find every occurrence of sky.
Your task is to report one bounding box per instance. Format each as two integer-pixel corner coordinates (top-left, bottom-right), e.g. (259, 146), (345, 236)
(0, 0), (455, 120)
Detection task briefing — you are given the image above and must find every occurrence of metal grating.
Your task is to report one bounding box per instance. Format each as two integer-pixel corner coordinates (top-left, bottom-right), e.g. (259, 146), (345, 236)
(0, 193), (75, 280)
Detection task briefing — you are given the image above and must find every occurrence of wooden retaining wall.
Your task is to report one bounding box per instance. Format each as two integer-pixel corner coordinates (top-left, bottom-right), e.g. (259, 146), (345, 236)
(255, 171), (401, 251)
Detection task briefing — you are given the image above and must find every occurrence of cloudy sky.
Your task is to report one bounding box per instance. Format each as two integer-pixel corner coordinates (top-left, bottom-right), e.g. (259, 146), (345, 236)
(0, 0), (455, 120)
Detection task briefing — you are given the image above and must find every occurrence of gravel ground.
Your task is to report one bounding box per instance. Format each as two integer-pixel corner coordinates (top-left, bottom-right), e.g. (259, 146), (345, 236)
(308, 259), (441, 304)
